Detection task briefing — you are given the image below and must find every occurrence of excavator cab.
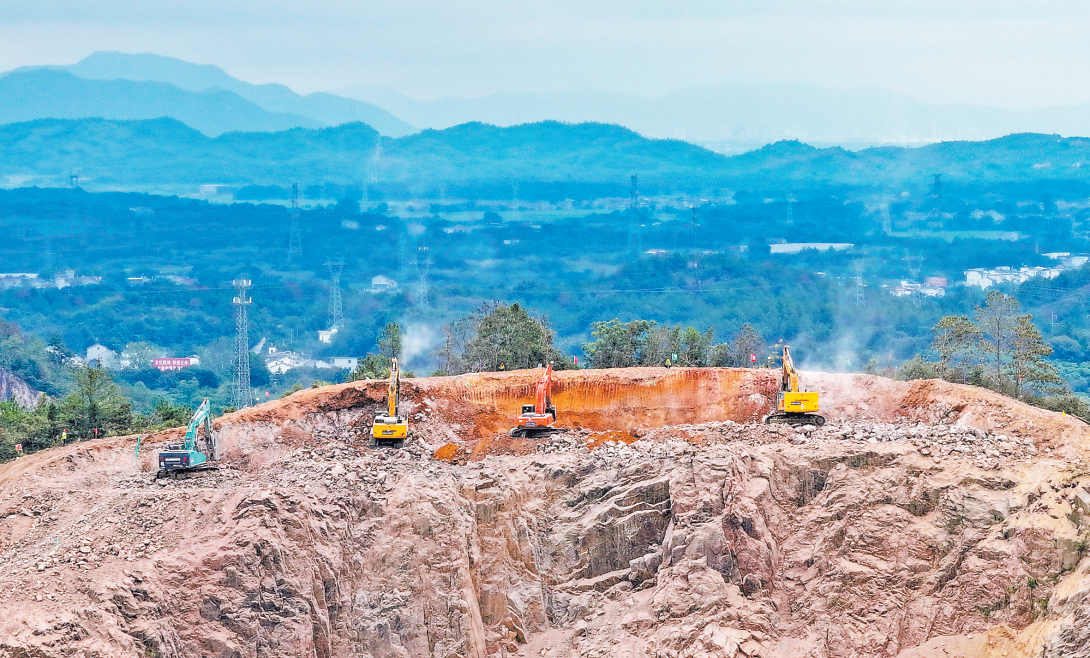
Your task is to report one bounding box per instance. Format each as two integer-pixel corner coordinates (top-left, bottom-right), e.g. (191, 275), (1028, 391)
(779, 391), (820, 414)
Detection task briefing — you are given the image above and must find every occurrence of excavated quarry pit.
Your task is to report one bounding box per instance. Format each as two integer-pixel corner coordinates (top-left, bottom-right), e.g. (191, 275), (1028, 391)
(2, 367), (1090, 658)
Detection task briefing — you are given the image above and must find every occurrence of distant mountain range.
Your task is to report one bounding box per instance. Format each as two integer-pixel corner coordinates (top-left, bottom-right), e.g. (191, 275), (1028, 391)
(340, 82), (1090, 152)
(3, 117), (1089, 193)
(7, 51), (1090, 152)
(3, 52), (415, 137)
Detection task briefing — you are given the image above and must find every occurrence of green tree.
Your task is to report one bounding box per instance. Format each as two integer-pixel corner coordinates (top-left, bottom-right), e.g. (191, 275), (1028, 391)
(975, 290), (1020, 389)
(47, 332), (73, 360)
(123, 341), (160, 370)
(349, 354), (392, 380)
(897, 357), (940, 381)
(678, 327), (713, 366)
(59, 365), (133, 440)
(582, 319), (656, 368)
(0, 399), (51, 455)
(730, 323), (766, 367)
(930, 315), (982, 380)
(147, 398), (193, 430)
(644, 325), (681, 366)
(436, 317), (473, 375)
(378, 322), (403, 360)
(462, 303), (567, 371)
(1009, 314), (1065, 398)
(250, 357), (271, 387)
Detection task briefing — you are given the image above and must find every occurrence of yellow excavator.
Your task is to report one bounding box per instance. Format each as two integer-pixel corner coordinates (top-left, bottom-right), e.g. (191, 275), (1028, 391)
(372, 357), (409, 446)
(764, 345), (825, 426)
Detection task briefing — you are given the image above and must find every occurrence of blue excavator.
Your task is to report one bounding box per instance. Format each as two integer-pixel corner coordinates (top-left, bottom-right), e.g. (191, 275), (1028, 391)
(157, 398), (219, 477)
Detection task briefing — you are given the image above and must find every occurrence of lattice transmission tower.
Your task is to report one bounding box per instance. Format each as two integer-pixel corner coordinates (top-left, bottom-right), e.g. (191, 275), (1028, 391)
(326, 259), (344, 330)
(627, 175), (642, 258)
(690, 204), (701, 266)
(415, 247), (431, 308)
(929, 173), (944, 230)
(369, 144), (382, 184)
(903, 253), (924, 308)
(852, 259), (866, 307)
(287, 183), (302, 266)
(232, 279), (252, 409)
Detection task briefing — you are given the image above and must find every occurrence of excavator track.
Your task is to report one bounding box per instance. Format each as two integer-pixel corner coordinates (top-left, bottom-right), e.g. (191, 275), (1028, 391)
(764, 412), (826, 427)
(509, 426), (569, 439)
(155, 464), (220, 479)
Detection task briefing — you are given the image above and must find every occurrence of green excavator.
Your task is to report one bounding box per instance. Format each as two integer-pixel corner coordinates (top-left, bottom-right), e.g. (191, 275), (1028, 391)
(157, 398), (219, 477)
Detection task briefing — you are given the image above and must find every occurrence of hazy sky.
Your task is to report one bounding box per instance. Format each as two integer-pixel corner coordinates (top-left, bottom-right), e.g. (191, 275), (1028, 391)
(3, 1), (1088, 109)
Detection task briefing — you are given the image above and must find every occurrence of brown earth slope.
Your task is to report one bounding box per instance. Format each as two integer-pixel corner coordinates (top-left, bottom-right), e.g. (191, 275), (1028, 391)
(2, 368), (1090, 657)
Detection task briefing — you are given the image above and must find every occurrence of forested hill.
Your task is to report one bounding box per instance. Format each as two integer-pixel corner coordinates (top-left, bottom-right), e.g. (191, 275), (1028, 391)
(3, 116), (1090, 191)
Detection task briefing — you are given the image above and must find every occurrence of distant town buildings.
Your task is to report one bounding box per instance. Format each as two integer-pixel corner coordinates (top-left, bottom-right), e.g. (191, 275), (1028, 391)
(964, 266), (1062, 289)
(198, 184), (232, 197)
(370, 275), (398, 293)
(266, 347), (357, 374)
(0, 271), (100, 290)
(769, 243), (854, 254)
(266, 349), (306, 375)
(331, 357), (359, 370)
(880, 254), (1090, 298)
(889, 280), (947, 298)
(0, 273), (39, 289)
(53, 270), (102, 289)
(86, 344), (118, 368)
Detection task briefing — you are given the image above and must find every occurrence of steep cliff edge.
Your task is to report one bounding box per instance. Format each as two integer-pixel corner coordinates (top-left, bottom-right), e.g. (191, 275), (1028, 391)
(1, 368), (1090, 657)
(0, 365), (39, 408)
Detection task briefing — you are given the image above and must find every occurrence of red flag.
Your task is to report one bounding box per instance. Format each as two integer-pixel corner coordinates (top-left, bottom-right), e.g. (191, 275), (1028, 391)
(574, 356), (578, 364)
(750, 354), (757, 363)
(15, 444), (22, 451)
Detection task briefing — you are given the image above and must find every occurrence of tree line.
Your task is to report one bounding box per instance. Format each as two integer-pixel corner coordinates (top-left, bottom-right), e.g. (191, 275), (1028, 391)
(2, 293), (1082, 465)
(901, 290), (1082, 415)
(0, 364), (192, 461)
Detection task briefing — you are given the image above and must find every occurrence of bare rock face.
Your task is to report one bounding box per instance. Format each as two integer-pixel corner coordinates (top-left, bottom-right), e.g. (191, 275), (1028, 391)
(0, 365), (39, 408)
(1, 370), (1090, 657)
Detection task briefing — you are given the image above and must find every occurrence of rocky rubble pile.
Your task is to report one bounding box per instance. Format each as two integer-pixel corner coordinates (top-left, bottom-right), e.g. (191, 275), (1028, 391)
(533, 419), (1043, 471)
(3, 370), (1090, 657)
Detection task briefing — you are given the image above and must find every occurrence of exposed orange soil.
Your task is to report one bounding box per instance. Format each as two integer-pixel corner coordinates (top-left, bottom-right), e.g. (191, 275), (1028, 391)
(3, 367), (1090, 657)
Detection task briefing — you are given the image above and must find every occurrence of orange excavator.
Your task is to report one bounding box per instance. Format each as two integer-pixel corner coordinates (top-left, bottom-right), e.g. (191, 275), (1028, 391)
(510, 364), (564, 438)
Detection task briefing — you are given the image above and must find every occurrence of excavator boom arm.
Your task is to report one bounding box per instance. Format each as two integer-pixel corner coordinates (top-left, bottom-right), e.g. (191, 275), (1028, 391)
(388, 358), (400, 418)
(184, 399), (212, 452)
(535, 364), (553, 415)
(780, 346), (799, 393)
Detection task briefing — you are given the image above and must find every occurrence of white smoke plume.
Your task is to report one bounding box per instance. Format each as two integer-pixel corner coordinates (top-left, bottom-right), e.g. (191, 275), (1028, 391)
(400, 323), (440, 370)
